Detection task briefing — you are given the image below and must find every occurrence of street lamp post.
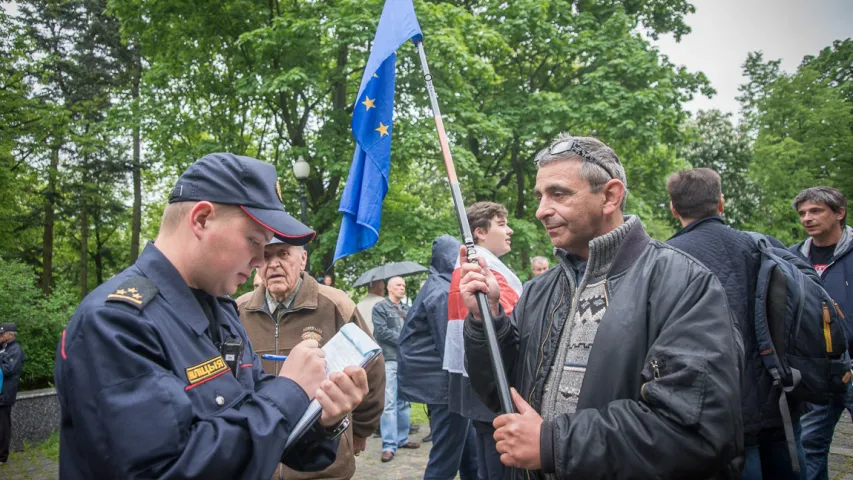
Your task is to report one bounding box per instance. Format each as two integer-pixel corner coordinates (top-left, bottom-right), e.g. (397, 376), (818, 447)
(292, 156), (311, 264)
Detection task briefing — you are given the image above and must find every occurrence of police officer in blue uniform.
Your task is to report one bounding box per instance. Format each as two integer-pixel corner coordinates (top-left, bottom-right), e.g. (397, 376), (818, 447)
(55, 153), (369, 479)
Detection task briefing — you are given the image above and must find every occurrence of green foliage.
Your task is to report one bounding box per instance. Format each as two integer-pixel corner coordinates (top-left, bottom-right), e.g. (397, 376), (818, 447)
(680, 110), (755, 229)
(742, 43), (853, 245)
(3, 0), (852, 388)
(0, 258), (75, 389)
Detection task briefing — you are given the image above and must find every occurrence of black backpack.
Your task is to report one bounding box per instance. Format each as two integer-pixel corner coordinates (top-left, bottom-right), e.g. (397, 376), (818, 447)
(750, 234), (851, 472)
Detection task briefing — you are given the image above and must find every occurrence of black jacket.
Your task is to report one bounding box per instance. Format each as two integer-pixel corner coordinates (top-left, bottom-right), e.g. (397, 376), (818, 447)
(464, 219), (743, 479)
(398, 235), (461, 404)
(667, 216), (788, 443)
(0, 339), (25, 406)
(791, 226), (853, 353)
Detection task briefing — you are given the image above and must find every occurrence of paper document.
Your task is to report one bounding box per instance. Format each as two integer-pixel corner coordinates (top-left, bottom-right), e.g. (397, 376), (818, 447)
(323, 323), (381, 374)
(281, 323), (381, 455)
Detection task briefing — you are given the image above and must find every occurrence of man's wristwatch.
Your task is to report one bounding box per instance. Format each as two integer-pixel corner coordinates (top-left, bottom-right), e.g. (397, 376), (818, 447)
(322, 415), (350, 440)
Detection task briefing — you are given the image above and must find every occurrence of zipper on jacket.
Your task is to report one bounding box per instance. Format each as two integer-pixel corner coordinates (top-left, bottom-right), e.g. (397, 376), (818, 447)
(651, 359), (661, 379)
(528, 285), (567, 405)
(823, 303), (833, 353)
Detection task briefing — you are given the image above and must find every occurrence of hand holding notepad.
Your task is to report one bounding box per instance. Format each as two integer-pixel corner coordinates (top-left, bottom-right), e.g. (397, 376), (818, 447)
(281, 324), (381, 454)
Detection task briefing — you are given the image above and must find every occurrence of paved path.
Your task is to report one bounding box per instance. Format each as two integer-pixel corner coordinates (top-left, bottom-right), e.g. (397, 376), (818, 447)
(354, 426), (435, 479)
(8, 420), (853, 479)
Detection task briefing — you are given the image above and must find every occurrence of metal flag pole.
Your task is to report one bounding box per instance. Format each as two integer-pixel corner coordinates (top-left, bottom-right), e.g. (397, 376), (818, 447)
(415, 39), (514, 416)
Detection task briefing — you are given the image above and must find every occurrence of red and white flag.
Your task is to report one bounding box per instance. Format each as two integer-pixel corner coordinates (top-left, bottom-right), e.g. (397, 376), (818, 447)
(444, 246), (522, 376)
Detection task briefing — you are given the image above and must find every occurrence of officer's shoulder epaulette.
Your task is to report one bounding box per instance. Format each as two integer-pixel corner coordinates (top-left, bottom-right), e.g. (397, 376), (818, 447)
(105, 276), (159, 311)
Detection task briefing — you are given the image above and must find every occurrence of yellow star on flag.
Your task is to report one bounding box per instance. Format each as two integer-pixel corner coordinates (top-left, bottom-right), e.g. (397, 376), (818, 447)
(373, 73), (379, 78)
(375, 122), (389, 137)
(362, 96), (376, 111)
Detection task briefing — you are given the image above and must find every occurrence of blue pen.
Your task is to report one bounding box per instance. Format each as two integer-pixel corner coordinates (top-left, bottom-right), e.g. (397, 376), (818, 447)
(262, 354), (288, 361)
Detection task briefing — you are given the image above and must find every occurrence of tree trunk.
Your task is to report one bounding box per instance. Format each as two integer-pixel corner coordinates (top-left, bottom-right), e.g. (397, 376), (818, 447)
(511, 137), (530, 273)
(94, 209), (104, 285)
(40, 141), (60, 294)
(130, 54), (142, 262)
(80, 201), (89, 298)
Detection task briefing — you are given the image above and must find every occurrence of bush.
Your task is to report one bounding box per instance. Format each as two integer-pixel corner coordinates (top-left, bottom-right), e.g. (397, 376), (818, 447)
(0, 258), (76, 390)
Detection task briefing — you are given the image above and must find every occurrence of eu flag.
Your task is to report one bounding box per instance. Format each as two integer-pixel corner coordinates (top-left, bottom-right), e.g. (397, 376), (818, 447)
(333, 0), (422, 263)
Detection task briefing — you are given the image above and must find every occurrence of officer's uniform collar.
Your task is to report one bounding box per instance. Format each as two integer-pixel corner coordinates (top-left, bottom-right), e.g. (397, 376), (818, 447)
(135, 242), (210, 337)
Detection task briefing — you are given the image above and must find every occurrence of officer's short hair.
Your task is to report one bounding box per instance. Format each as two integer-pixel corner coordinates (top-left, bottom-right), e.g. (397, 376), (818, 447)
(667, 168), (722, 220)
(160, 202), (243, 234)
(793, 186), (847, 227)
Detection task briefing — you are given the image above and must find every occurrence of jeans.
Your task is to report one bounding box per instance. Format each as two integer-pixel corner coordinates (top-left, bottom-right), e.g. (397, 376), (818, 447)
(473, 419), (504, 480)
(800, 385), (853, 480)
(380, 361), (411, 453)
(423, 403), (480, 480)
(742, 422), (806, 480)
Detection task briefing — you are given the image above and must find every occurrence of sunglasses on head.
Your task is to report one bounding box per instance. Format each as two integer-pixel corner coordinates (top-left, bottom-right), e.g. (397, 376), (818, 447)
(547, 139), (619, 180)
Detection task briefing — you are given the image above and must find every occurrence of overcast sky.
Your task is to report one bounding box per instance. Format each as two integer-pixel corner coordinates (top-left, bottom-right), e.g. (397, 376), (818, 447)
(653, 0), (853, 118)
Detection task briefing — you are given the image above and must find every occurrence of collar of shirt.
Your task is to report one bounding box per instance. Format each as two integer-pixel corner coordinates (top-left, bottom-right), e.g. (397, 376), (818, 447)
(265, 277), (303, 318)
(136, 242), (210, 336)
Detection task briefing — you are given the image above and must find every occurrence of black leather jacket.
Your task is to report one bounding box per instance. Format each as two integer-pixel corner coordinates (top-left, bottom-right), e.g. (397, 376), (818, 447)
(464, 220), (744, 479)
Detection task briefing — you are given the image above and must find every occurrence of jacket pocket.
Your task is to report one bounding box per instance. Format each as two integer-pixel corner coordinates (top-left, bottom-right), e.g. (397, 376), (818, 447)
(640, 353), (708, 427)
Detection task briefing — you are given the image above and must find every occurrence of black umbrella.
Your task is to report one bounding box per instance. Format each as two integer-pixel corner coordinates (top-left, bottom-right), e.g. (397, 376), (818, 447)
(353, 261), (428, 287)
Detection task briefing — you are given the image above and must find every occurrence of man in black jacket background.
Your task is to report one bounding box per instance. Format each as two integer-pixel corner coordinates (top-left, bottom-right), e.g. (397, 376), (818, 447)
(460, 134), (743, 479)
(0, 323), (25, 465)
(666, 168), (802, 480)
(398, 235), (479, 479)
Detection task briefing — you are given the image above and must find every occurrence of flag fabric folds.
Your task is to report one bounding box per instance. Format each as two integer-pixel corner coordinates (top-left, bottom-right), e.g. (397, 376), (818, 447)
(333, 0), (422, 263)
(444, 246), (522, 376)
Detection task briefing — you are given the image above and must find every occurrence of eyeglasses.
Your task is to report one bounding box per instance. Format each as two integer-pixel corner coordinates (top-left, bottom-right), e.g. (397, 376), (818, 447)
(547, 139), (619, 181)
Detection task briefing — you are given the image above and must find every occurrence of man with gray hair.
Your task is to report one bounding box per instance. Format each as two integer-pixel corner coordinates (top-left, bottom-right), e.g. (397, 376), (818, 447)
(238, 238), (386, 480)
(530, 256), (549, 277)
(459, 134), (743, 478)
(789, 186), (853, 480)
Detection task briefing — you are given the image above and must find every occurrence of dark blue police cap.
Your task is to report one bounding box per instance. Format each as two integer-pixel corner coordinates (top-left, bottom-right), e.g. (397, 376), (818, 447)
(169, 153), (315, 246)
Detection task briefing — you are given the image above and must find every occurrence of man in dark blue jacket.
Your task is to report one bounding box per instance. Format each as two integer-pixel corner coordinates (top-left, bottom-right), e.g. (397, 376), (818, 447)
(55, 154), (368, 479)
(398, 235), (478, 480)
(0, 323), (24, 465)
(790, 186), (853, 480)
(666, 168), (802, 480)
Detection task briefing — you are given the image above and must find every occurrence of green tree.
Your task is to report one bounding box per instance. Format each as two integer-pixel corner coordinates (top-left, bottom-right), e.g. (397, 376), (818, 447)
(680, 110), (755, 229)
(741, 44), (853, 245)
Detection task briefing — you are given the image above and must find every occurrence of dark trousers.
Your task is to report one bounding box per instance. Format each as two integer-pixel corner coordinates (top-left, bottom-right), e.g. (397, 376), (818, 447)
(0, 405), (11, 462)
(742, 422), (806, 480)
(424, 403), (479, 480)
(473, 419), (504, 480)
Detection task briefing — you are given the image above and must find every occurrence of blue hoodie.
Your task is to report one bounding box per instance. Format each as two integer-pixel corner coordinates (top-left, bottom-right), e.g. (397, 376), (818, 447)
(398, 235), (461, 405)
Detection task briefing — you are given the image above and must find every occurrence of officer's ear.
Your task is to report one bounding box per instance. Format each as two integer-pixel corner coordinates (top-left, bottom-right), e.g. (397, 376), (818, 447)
(188, 201), (216, 239)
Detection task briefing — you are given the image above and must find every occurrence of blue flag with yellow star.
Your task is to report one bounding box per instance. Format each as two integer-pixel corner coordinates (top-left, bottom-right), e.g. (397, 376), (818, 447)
(334, 0), (422, 263)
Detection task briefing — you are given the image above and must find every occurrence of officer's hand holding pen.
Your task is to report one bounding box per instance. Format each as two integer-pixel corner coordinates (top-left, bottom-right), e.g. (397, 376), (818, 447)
(278, 339), (326, 399)
(276, 340), (369, 427)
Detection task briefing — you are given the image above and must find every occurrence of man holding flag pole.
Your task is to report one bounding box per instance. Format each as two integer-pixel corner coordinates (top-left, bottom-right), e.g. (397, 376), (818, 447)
(333, 0), (515, 473)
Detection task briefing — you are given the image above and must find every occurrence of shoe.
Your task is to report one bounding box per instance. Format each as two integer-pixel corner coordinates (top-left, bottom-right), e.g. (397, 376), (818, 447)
(399, 441), (420, 449)
(381, 451), (394, 463)
(422, 433), (432, 443)
(409, 425), (421, 434)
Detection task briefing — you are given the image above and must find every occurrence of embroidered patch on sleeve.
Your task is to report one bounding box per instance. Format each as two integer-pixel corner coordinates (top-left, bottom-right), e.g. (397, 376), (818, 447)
(185, 356), (229, 387)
